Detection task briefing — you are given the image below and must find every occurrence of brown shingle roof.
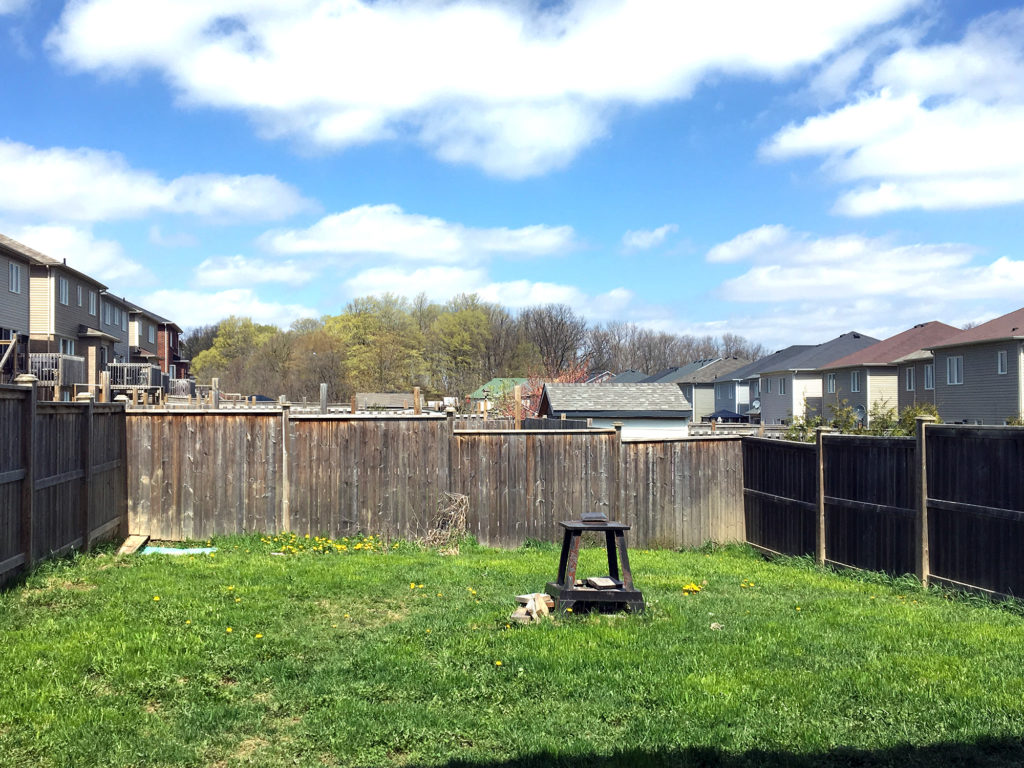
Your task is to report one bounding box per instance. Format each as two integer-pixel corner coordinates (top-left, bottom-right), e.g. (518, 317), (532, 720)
(823, 321), (960, 369)
(931, 307), (1024, 348)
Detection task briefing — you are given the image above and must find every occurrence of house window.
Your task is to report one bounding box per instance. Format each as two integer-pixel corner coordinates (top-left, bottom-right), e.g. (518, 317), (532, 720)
(59, 338), (75, 355)
(89, 291), (97, 316)
(148, 326), (156, 345)
(77, 285), (83, 306)
(850, 371), (861, 393)
(947, 355), (963, 385)
(58, 277), (69, 305)
(122, 313), (128, 332)
(103, 302), (112, 326)
(9, 262), (21, 294)
(997, 350), (1007, 375)
(905, 367), (915, 391)
(750, 380), (759, 399)
(765, 377), (772, 394)
(826, 373), (836, 394)
(778, 377), (787, 396)
(924, 364), (934, 390)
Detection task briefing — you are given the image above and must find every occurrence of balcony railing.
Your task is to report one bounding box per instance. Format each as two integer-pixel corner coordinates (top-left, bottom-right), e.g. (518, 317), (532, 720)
(108, 362), (162, 389)
(29, 353), (86, 386)
(168, 378), (196, 398)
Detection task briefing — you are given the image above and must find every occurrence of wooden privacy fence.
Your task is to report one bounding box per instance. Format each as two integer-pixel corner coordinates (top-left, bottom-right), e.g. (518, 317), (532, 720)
(743, 421), (1024, 599)
(0, 384), (127, 586)
(127, 409), (745, 548)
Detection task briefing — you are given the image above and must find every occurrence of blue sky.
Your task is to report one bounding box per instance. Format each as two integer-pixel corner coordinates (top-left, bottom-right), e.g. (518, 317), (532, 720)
(1, 0), (1022, 348)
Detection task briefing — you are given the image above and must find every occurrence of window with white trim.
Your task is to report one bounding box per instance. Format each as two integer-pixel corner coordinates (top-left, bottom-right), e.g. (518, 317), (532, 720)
(148, 325), (156, 345)
(103, 301), (112, 326)
(8, 262), (20, 294)
(850, 370), (861, 393)
(779, 377), (787, 395)
(826, 373), (836, 394)
(997, 350), (1007, 375)
(58, 277), (69, 305)
(924, 363), (934, 390)
(59, 338), (75, 355)
(947, 355), (963, 385)
(765, 377), (772, 394)
(905, 367), (915, 391)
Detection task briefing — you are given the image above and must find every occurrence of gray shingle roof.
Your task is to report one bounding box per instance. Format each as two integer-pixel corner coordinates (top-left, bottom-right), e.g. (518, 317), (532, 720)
(773, 331), (880, 371)
(540, 383), (692, 416)
(643, 359), (717, 383)
(715, 345), (814, 383)
(675, 357), (751, 384)
(607, 370), (648, 383)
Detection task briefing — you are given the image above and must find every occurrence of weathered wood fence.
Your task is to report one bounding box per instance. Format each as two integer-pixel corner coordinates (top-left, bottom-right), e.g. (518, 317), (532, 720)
(126, 409), (745, 548)
(0, 384), (127, 585)
(743, 421), (1024, 599)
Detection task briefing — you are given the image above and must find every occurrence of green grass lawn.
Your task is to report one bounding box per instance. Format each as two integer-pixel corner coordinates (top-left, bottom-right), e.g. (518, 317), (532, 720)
(1, 535), (1023, 768)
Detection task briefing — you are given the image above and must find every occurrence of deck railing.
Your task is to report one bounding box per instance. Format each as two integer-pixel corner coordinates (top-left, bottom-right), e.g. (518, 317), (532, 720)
(107, 362), (163, 389)
(29, 353), (86, 386)
(168, 378), (195, 398)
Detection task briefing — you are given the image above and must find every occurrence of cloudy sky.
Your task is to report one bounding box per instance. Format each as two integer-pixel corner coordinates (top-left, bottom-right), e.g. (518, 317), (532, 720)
(2, 0), (1022, 347)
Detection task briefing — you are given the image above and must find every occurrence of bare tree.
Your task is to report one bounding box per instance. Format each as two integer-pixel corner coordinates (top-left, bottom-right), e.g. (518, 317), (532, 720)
(519, 304), (588, 376)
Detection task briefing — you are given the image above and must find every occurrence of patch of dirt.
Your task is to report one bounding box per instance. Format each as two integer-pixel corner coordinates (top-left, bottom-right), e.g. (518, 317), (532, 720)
(313, 598), (406, 628)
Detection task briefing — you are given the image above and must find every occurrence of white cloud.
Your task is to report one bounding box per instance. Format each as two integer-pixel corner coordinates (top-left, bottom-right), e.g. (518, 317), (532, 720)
(0, 140), (311, 222)
(622, 224), (677, 251)
(141, 287), (317, 328)
(48, 0), (921, 177)
(195, 255), (316, 288)
(0, 0), (30, 15)
(765, 7), (1024, 214)
(5, 223), (151, 287)
(343, 263), (634, 321)
(706, 224), (789, 263)
(707, 225), (1024, 303)
(264, 204), (574, 263)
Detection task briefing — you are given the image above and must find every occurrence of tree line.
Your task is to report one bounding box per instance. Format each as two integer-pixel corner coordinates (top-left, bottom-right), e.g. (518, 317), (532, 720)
(184, 293), (767, 402)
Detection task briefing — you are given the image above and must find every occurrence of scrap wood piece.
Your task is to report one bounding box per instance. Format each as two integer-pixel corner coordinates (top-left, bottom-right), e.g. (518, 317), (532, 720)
(516, 592), (555, 610)
(585, 577), (620, 589)
(117, 534), (150, 556)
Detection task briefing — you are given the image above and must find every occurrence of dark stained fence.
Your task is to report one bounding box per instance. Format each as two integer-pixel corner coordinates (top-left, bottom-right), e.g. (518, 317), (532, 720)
(824, 435), (916, 575)
(927, 425), (1024, 597)
(127, 411), (746, 549)
(742, 437), (816, 557)
(521, 417), (590, 430)
(0, 385), (127, 586)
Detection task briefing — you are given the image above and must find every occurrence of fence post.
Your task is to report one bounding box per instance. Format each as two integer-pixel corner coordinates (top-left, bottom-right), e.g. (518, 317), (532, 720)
(815, 426), (831, 566)
(915, 416), (936, 587)
(350, 394), (357, 415)
(80, 395), (94, 550)
(320, 383), (328, 414)
(513, 385), (522, 430)
(100, 370), (110, 404)
(16, 375), (37, 570)
(413, 386), (421, 416)
(212, 378), (220, 410)
(612, 422), (623, 521)
(280, 403), (291, 534)
(445, 407), (455, 493)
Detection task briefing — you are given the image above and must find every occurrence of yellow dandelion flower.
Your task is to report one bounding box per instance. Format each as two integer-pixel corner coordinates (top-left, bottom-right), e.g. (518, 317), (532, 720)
(566, 608), (573, 613)
(227, 585), (234, 590)
(495, 661), (502, 666)
(255, 633), (263, 639)
(235, 598), (241, 603)
(153, 596), (160, 602)
(344, 614), (350, 619)
(437, 593), (443, 597)
(418, 584), (424, 589)
(426, 629), (431, 633)
(410, 582), (416, 589)
(795, 607), (801, 611)
(226, 627), (233, 633)
(185, 620), (191, 625)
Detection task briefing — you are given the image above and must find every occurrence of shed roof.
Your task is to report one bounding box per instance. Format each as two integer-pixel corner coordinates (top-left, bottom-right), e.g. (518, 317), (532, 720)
(355, 392), (426, 409)
(538, 383), (692, 417)
(823, 322), (960, 369)
(930, 306), (1024, 349)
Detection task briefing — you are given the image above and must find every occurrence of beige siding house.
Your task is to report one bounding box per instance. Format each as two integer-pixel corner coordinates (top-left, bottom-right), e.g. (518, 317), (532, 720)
(929, 308), (1024, 424)
(0, 236), (34, 381)
(819, 321), (958, 425)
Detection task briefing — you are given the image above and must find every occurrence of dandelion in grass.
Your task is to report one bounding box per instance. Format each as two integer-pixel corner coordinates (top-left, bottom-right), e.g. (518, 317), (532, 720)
(410, 582), (416, 589)
(226, 627), (233, 633)
(185, 620), (191, 625)
(153, 596), (160, 602)
(255, 633), (263, 639)
(344, 614), (350, 619)
(682, 582), (702, 595)
(494, 661), (502, 666)
(235, 598), (241, 603)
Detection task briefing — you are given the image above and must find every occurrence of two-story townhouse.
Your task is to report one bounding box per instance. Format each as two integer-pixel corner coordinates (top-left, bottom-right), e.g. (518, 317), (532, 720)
(894, 349), (938, 411)
(758, 332), (879, 425)
(99, 293), (131, 364)
(711, 345), (812, 421)
(671, 357), (750, 422)
(127, 303), (162, 364)
(929, 307), (1024, 424)
(25, 246), (113, 398)
(819, 322), (959, 425)
(156, 317), (190, 379)
(0, 235), (34, 381)
(642, 360), (719, 420)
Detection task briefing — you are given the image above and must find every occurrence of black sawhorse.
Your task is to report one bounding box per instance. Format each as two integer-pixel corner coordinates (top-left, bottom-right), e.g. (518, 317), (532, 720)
(545, 519), (644, 612)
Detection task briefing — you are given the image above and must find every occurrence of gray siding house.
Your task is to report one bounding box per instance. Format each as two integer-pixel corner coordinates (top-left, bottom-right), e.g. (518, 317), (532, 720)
(819, 321), (958, 425)
(929, 307), (1024, 424)
(712, 346), (812, 421)
(671, 357), (750, 422)
(758, 332), (879, 425)
(894, 349), (937, 411)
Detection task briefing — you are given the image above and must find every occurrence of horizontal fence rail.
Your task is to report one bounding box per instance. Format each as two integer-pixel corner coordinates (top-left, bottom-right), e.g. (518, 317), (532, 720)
(742, 422), (1024, 600)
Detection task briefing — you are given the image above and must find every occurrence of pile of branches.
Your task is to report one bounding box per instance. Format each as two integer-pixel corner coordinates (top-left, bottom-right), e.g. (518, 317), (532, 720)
(422, 492), (469, 554)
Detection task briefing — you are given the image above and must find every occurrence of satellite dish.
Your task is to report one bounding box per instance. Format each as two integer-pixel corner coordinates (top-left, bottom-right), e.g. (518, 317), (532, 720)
(751, 399), (761, 409)
(854, 404), (866, 424)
